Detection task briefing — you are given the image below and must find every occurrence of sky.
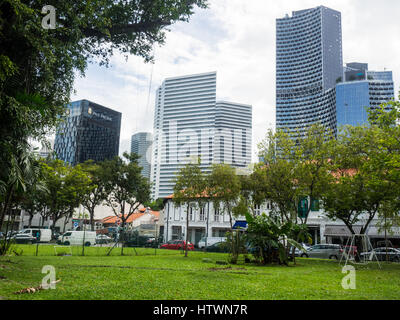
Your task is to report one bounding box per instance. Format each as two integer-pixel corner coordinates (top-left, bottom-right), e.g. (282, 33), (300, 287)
(71, 0), (400, 162)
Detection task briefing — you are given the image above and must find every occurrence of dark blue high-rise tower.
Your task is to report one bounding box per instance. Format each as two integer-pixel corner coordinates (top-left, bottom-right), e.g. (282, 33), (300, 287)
(54, 100), (122, 166)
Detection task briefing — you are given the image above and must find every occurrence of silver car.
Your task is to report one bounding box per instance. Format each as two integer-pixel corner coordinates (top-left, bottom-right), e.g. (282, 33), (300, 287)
(360, 247), (400, 262)
(300, 244), (343, 260)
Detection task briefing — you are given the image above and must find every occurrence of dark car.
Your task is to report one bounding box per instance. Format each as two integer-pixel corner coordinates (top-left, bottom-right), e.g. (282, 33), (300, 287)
(52, 231), (62, 241)
(360, 247), (400, 262)
(205, 242), (229, 253)
(160, 240), (194, 251)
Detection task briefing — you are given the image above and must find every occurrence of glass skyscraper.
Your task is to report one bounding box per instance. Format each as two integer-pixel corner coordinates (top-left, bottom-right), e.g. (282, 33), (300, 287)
(276, 6), (343, 137)
(336, 63), (394, 133)
(131, 132), (153, 180)
(54, 100), (122, 166)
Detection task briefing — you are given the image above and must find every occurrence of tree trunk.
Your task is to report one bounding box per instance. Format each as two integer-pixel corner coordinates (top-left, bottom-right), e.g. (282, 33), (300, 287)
(120, 220), (125, 256)
(28, 214), (33, 228)
(185, 204), (190, 257)
(228, 211), (238, 264)
(63, 216), (68, 233)
(0, 185), (14, 231)
(90, 207), (95, 231)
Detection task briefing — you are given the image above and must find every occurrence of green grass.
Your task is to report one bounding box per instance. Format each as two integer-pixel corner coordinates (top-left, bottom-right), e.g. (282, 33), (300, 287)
(1, 244), (400, 300)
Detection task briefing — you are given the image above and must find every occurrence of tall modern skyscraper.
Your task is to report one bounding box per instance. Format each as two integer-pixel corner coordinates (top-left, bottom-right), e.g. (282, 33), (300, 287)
(214, 101), (252, 167)
(336, 63), (394, 133)
(151, 72), (252, 199)
(131, 132), (153, 180)
(54, 100), (121, 166)
(276, 6), (343, 137)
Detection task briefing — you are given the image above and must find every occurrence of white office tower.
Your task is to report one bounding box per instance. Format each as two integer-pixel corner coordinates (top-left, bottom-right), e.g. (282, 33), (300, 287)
(150, 72), (252, 200)
(214, 101), (252, 168)
(130, 132), (153, 180)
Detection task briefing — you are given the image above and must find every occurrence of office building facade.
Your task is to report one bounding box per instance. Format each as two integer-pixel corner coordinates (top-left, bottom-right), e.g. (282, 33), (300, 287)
(131, 132), (153, 180)
(276, 6), (343, 137)
(336, 63), (394, 133)
(150, 72), (252, 199)
(54, 100), (121, 166)
(214, 101), (252, 168)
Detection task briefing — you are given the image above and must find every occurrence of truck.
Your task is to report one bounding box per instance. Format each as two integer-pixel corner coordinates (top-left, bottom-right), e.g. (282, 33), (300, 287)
(16, 228), (52, 243)
(58, 231), (97, 246)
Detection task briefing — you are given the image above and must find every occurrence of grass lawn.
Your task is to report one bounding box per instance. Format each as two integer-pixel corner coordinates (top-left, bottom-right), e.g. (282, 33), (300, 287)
(0, 244), (399, 300)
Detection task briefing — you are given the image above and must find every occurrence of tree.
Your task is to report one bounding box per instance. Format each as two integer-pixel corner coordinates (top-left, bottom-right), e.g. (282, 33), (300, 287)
(144, 198), (165, 211)
(81, 160), (107, 231)
(19, 159), (47, 228)
(0, 147), (43, 255)
(257, 129), (299, 224)
(0, 0), (208, 232)
(61, 164), (93, 233)
(207, 163), (242, 263)
(173, 158), (206, 257)
(294, 124), (335, 225)
(101, 153), (151, 255)
(367, 99), (400, 260)
(207, 164), (241, 229)
(245, 212), (302, 266)
(321, 123), (395, 256)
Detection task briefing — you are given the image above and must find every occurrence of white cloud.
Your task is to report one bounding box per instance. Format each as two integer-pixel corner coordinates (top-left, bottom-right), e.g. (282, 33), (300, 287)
(72, 0), (400, 161)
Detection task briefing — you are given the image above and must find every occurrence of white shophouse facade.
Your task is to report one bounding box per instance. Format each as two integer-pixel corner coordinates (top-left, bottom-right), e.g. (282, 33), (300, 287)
(162, 197), (400, 248)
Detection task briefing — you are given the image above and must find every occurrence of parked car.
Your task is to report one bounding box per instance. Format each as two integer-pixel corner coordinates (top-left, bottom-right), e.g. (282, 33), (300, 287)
(13, 233), (37, 244)
(343, 245), (358, 257)
(52, 231), (62, 241)
(198, 237), (227, 249)
(58, 231), (96, 246)
(6, 231), (18, 239)
(205, 241), (229, 253)
(96, 234), (112, 244)
(160, 240), (194, 251)
(360, 247), (400, 262)
(144, 238), (159, 248)
(300, 244), (344, 260)
(292, 243), (311, 257)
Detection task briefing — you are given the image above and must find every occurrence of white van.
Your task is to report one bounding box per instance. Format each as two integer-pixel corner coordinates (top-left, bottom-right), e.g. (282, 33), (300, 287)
(198, 237), (227, 249)
(58, 231), (96, 246)
(18, 229), (52, 243)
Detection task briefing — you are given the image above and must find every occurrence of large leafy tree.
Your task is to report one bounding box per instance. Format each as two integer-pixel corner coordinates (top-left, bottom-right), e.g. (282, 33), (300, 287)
(294, 124), (335, 224)
(81, 160), (107, 231)
(101, 152), (151, 255)
(0, 0), (208, 231)
(257, 129), (300, 223)
(321, 123), (396, 255)
(40, 160), (92, 233)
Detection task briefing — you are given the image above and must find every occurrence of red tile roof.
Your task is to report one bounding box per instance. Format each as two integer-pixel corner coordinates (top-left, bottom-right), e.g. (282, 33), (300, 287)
(101, 210), (160, 224)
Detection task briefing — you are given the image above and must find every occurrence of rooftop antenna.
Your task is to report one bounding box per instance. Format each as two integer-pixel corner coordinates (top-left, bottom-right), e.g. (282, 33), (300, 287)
(146, 45), (155, 116)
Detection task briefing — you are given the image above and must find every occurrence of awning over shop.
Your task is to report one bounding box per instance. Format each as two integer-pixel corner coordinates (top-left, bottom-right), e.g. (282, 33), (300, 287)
(366, 227), (400, 239)
(323, 225), (362, 237)
(324, 225), (400, 238)
(232, 221), (248, 230)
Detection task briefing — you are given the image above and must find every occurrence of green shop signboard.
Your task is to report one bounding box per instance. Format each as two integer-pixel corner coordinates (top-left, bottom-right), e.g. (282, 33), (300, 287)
(298, 197), (308, 219)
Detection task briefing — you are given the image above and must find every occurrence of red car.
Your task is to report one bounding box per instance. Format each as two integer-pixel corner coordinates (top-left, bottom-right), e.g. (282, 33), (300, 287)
(160, 240), (194, 251)
(343, 245), (358, 256)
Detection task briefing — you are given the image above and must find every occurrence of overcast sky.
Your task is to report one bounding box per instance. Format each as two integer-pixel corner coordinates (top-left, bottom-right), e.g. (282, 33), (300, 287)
(72, 0), (400, 162)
